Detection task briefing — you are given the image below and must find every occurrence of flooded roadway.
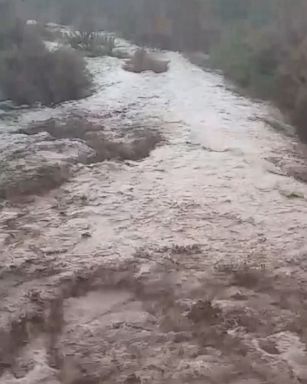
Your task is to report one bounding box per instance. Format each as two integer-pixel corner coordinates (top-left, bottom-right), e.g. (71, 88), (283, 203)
(1, 50), (307, 383)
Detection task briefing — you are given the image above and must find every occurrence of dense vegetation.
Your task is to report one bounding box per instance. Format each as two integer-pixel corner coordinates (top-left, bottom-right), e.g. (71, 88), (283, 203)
(100, 0), (307, 141)
(1, 0), (307, 140)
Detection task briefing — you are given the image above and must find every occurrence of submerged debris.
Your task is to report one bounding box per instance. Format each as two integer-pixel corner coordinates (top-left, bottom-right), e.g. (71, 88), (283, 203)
(0, 115), (163, 199)
(123, 49), (169, 74)
(26, 116), (164, 163)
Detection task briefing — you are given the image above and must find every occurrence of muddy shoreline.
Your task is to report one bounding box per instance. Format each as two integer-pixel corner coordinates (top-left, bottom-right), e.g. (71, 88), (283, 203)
(1, 49), (307, 383)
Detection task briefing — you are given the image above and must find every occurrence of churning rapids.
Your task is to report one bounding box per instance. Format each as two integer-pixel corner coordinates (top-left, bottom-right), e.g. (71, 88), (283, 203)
(1, 43), (307, 384)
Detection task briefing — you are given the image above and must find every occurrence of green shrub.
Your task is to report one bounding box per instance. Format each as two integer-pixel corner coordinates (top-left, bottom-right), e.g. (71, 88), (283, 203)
(210, 27), (254, 87)
(210, 26), (281, 98)
(292, 89), (307, 142)
(275, 38), (307, 141)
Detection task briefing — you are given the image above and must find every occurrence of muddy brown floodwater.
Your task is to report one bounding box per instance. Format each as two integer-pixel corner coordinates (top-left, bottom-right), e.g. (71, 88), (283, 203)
(1, 47), (307, 384)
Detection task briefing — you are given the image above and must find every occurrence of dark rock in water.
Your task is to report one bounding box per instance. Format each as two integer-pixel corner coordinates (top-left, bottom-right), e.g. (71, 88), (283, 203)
(81, 232), (92, 238)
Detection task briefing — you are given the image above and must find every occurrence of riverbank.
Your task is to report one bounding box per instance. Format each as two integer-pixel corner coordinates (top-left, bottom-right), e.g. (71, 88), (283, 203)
(1, 48), (307, 383)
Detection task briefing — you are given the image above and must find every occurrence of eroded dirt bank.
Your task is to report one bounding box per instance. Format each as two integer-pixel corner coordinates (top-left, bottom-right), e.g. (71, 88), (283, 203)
(1, 50), (307, 384)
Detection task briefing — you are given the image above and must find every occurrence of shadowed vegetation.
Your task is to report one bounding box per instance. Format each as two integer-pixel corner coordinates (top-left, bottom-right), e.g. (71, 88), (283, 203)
(0, 1), (92, 106)
(2, 0), (307, 139)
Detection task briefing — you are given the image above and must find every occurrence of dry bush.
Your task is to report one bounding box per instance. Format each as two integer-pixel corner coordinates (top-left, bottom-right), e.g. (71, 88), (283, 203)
(46, 48), (92, 103)
(0, 16), (92, 106)
(112, 48), (131, 59)
(0, 37), (92, 105)
(123, 48), (169, 74)
(67, 31), (116, 57)
(99, 35), (116, 55)
(26, 22), (56, 42)
(67, 30), (95, 50)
